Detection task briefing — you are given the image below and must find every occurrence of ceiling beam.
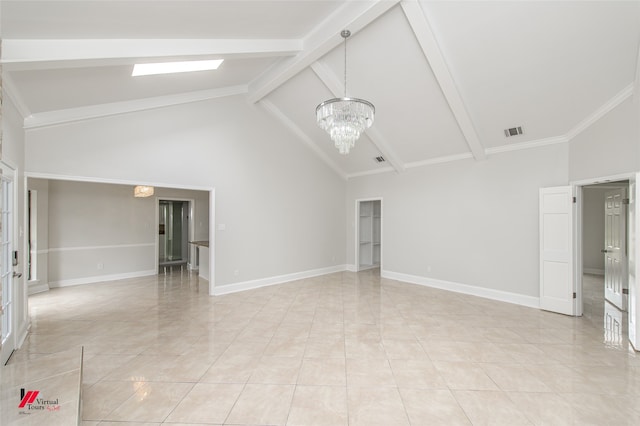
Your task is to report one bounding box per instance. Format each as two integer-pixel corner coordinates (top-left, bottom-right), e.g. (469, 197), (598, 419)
(311, 61), (405, 173)
(401, 1), (486, 161)
(24, 85), (248, 130)
(2, 73), (32, 119)
(247, 0), (400, 103)
(260, 99), (347, 180)
(2, 39), (302, 71)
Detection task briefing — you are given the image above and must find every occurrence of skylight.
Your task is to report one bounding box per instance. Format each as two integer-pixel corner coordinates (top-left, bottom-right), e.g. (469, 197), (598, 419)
(132, 59), (224, 77)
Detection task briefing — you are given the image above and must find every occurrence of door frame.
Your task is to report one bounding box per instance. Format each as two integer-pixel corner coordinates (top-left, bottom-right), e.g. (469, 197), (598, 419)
(354, 197), (383, 273)
(572, 172), (636, 339)
(155, 197), (195, 272)
(0, 161), (19, 365)
(24, 172), (216, 295)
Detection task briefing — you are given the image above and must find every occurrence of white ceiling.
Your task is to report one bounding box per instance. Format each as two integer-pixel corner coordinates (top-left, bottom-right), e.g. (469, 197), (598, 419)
(2, 1), (639, 178)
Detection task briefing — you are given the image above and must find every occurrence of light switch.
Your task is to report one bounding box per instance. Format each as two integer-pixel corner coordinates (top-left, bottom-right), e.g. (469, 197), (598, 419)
(217, 224), (226, 231)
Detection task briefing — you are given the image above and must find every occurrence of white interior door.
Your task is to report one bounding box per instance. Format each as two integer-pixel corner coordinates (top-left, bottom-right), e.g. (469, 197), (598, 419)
(604, 188), (627, 310)
(0, 172), (15, 365)
(628, 177), (638, 350)
(539, 186), (575, 315)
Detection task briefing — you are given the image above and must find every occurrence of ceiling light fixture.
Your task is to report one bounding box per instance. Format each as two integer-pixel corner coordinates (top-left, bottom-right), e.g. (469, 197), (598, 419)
(316, 30), (375, 155)
(134, 186), (154, 197)
(132, 59), (224, 77)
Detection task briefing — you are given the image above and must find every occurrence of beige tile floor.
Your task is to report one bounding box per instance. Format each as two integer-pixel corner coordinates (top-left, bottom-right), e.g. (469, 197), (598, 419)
(6, 269), (640, 425)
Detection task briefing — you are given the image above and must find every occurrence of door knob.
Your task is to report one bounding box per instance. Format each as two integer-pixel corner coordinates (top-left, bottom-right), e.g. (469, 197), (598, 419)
(12, 271), (22, 278)
(601, 249), (610, 253)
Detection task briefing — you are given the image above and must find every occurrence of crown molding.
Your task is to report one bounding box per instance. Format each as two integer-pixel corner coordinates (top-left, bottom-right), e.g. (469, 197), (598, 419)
(485, 135), (568, 155)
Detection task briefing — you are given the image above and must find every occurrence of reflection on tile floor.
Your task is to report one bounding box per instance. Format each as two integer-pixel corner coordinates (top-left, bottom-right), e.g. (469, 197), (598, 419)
(5, 269), (640, 425)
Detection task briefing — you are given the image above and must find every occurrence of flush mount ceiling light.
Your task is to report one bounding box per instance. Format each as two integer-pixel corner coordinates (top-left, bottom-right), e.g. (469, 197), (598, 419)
(132, 59), (224, 76)
(134, 186), (154, 197)
(316, 30), (375, 155)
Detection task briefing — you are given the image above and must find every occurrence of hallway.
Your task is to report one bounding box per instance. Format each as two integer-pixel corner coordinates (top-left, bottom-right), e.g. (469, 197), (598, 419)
(8, 270), (640, 425)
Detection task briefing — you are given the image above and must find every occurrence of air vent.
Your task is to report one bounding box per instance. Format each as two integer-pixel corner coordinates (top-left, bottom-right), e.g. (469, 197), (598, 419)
(374, 156), (386, 163)
(504, 126), (523, 137)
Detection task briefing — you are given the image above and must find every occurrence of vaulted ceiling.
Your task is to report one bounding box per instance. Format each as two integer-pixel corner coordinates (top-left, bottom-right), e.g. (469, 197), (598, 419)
(2, 1), (639, 179)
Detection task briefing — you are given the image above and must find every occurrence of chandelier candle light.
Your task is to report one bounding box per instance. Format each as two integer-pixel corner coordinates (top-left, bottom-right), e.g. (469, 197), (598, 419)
(316, 30), (375, 155)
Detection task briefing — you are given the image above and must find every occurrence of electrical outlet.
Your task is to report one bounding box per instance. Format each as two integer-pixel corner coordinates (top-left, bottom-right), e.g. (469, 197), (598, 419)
(234, 269), (239, 276)
(97, 263), (104, 270)
(427, 265), (431, 273)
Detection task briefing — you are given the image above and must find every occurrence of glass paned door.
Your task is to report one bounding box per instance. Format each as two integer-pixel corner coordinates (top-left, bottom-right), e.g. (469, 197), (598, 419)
(0, 173), (14, 365)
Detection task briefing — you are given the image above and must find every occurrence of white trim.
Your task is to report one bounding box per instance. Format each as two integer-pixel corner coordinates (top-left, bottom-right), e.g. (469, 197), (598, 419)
(345, 264), (357, 272)
(47, 243), (154, 253)
(3, 38), (301, 67)
(566, 84), (634, 141)
(49, 269), (156, 288)
(2, 73), (32, 119)
(248, 1), (400, 103)
(24, 85), (248, 130)
(346, 167), (395, 179)
(485, 136), (568, 155)
(584, 268), (605, 276)
(28, 281), (50, 295)
(382, 270), (540, 309)
(24, 172), (213, 192)
(570, 172), (633, 187)
(259, 99), (347, 180)
(212, 265), (347, 296)
(401, 1), (485, 161)
(405, 153), (474, 169)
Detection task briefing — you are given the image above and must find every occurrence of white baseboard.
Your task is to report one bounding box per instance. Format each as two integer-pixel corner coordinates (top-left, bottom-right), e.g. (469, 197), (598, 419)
(213, 265), (348, 296)
(346, 264), (357, 272)
(584, 268), (605, 276)
(28, 281), (50, 295)
(381, 270), (540, 309)
(49, 270), (157, 288)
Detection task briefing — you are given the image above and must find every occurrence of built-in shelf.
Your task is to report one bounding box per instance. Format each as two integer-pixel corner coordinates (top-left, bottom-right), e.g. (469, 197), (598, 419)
(358, 200), (381, 270)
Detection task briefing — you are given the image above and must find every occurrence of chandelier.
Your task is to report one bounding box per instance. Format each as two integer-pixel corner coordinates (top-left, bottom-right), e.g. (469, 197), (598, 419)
(134, 185), (154, 197)
(316, 30), (375, 155)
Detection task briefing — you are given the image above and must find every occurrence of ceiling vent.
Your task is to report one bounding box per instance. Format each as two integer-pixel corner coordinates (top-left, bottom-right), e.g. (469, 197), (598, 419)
(374, 156), (386, 163)
(504, 126), (523, 137)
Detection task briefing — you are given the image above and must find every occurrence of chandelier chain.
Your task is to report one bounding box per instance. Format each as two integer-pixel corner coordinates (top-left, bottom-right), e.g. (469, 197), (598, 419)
(343, 33), (347, 97)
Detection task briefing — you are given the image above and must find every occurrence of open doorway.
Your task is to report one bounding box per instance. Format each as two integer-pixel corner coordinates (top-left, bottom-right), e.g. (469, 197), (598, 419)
(157, 199), (193, 272)
(355, 198), (382, 272)
(578, 179), (630, 346)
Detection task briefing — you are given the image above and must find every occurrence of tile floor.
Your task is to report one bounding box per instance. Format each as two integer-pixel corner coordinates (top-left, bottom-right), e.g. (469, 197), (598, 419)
(6, 270), (640, 425)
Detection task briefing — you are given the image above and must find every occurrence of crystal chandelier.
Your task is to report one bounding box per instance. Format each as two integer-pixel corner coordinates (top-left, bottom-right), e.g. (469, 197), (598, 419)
(316, 30), (375, 155)
(134, 185), (154, 197)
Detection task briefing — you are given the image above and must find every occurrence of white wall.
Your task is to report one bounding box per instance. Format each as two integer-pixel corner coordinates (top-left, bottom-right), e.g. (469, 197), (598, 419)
(27, 178), (49, 293)
(25, 95), (347, 287)
(582, 187), (606, 274)
(45, 180), (209, 286)
(347, 143), (569, 301)
(569, 97), (640, 182)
